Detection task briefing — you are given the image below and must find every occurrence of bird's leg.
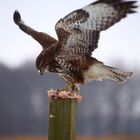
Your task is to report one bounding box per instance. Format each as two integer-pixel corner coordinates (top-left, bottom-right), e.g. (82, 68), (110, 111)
(57, 82), (74, 92)
(57, 82), (80, 93)
(60, 82), (75, 92)
(71, 84), (80, 94)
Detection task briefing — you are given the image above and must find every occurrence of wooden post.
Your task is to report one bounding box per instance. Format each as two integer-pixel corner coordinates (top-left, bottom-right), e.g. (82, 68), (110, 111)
(48, 90), (81, 140)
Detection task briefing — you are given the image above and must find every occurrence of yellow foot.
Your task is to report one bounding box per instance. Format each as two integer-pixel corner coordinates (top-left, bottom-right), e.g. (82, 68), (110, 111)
(57, 83), (80, 93)
(57, 87), (68, 92)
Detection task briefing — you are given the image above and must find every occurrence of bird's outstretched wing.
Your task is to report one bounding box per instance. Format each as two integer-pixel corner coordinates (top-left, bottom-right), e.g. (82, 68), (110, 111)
(55, 0), (137, 55)
(13, 11), (58, 49)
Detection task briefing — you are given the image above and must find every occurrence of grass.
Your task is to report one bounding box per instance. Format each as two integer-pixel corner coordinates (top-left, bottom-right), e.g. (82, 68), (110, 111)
(0, 135), (140, 140)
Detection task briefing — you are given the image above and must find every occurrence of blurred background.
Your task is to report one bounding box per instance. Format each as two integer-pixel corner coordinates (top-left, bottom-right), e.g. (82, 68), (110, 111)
(0, 0), (140, 139)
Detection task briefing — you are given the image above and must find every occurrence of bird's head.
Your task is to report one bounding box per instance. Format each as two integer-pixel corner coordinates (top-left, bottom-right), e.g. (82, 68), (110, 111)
(36, 49), (50, 75)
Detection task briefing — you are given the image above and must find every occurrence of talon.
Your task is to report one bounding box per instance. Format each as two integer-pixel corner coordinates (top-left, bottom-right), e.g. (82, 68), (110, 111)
(57, 82), (78, 93)
(57, 87), (68, 92)
(72, 84), (80, 94)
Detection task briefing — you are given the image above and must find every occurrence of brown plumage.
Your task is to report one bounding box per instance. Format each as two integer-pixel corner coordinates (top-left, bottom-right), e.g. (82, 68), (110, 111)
(13, 0), (137, 92)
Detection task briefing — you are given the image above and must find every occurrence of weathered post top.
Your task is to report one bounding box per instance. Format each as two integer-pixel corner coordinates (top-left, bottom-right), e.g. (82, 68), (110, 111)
(48, 90), (81, 140)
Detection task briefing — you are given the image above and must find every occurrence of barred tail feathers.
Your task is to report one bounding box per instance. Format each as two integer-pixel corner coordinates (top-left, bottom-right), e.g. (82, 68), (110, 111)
(103, 65), (133, 83)
(84, 63), (133, 83)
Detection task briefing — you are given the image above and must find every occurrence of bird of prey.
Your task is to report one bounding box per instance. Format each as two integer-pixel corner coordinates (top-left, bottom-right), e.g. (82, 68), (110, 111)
(13, 0), (137, 92)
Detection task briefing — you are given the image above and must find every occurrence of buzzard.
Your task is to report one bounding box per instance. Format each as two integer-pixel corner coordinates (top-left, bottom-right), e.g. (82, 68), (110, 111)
(13, 0), (137, 92)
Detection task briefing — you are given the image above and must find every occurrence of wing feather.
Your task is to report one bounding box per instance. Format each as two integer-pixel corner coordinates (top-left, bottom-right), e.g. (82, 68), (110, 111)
(82, 0), (137, 31)
(55, 0), (137, 55)
(14, 11), (58, 49)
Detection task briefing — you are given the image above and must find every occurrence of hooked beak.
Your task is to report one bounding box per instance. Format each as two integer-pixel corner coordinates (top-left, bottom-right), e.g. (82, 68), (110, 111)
(38, 69), (48, 75)
(38, 70), (44, 75)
